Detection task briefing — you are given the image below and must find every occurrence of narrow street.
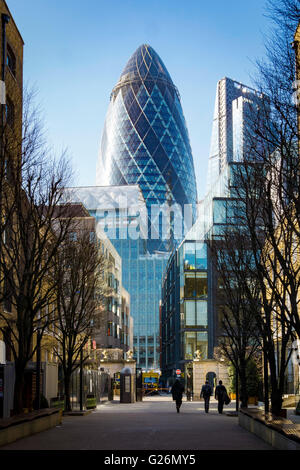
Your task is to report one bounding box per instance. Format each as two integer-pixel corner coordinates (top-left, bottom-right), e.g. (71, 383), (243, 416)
(0, 397), (272, 450)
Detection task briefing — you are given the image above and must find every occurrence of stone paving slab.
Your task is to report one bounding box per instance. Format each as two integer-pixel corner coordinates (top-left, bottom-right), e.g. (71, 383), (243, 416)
(0, 397), (272, 451)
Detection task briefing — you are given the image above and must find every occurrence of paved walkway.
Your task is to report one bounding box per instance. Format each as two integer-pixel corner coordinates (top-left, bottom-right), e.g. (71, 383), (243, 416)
(0, 397), (272, 450)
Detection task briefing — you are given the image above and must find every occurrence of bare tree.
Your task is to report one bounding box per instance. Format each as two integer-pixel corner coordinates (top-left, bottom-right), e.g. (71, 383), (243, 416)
(209, 230), (262, 408)
(209, 0), (300, 416)
(51, 218), (108, 412)
(0, 89), (74, 414)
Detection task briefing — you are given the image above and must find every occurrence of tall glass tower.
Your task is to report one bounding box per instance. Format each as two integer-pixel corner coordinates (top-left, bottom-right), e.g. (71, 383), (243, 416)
(206, 77), (264, 194)
(94, 45), (197, 370)
(97, 44), (197, 252)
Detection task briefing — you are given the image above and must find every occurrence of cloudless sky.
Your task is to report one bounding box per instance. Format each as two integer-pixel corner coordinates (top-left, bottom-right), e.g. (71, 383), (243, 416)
(8, 0), (270, 200)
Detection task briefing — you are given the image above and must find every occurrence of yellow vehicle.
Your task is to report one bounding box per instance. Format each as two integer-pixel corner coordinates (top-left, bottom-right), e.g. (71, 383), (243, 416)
(142, 371), (160, 392)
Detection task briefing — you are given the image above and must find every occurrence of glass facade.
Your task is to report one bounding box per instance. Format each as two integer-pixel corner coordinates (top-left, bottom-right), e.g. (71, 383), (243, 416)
(161, 240), (209, 382)
(97, 44), (197, 252)
(206, 77), (265, 194)
(65, 185), (170, 370)
(161, 76), (266, 385)
(93, 45), (198, 370)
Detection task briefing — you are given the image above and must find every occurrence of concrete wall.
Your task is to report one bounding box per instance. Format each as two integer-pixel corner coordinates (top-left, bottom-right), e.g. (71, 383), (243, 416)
(100, 360), (136, 377)
(0, 409), (62, 447)
(239, 411), (300, 450)
(192, 359), (229, 400)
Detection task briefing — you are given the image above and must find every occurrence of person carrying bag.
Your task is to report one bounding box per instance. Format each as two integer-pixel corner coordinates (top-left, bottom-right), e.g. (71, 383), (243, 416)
(215, 380), (229, 414)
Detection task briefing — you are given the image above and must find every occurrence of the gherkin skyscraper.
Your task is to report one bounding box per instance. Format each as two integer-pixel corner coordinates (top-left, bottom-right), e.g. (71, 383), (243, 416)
(97, 44), (197, 252)
(95, 45), (197, 370)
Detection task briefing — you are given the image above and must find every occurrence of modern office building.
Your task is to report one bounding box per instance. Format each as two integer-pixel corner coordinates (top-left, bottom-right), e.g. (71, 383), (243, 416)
(161, 239), (209, 381)
(206, 77), (265, 193)
(65, 185), (170, 370)
(161, 77), (265, 387)
(79, 44), (198, 370)
(96, 44), (197, 252)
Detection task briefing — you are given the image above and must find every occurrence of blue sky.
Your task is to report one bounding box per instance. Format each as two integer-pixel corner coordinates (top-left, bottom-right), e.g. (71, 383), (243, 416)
(8, 0), (269, 200)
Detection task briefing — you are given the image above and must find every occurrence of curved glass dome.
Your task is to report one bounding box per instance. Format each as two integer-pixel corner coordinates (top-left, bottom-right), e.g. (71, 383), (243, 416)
(97, 44), (197, 242)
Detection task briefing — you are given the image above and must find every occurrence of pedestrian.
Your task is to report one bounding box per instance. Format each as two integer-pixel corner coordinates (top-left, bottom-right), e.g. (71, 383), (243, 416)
(171, 379), (184, 413)
(215, 380), (227, 414)
(200, 380), (212, 413)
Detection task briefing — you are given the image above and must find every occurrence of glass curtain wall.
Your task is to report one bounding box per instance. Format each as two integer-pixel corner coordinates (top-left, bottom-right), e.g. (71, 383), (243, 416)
(179, 241), (208, 363)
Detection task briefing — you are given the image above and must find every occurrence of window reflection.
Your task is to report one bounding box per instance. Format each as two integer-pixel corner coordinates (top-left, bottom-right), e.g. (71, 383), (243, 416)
(184, 331), (208, 360)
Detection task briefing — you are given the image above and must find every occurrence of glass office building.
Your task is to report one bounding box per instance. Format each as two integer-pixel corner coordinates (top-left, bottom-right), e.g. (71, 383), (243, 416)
(92, 45), (197, 370)
(65, 185), (170, 370)
(97, 44), (197, 252)
(161, 240), (209, 382)
(161, 77), (265, 384)
(206, 77), (265, 194)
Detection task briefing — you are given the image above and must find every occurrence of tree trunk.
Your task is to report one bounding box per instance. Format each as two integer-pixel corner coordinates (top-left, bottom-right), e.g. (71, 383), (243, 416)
(271, 388), (283, 416)
(239, 363), (248, 408)
(13, 362), (26, 415)
(64, 373), (72, 412)
(269, 355), (283, 416)
(263, 350), (269, 413)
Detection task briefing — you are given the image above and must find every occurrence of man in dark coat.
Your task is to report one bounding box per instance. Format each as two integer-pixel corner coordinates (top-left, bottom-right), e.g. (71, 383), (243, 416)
(171, 379), (184, 413)
(200, 380), (212, 413)
(215, 380), (227, 414)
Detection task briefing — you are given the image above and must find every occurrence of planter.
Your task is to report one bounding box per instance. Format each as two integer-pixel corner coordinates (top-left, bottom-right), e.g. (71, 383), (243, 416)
(86, 395), (97, 409)
(239, 408), (300, 450)
(0, 408), (62, 447)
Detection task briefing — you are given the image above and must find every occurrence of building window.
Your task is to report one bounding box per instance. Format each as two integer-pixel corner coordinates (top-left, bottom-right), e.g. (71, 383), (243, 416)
(185, 301), (195, 326)
(184, 273), (196, 298)
(5, 97), (14, 127)
(69, 232), (78, 242)
(195, 242), (207, 269)
(195, 273), (207, 298)
(107, 297), (112, 311)
(184, 243), (195, 270)
(4, 158), (13, 181)
(107, 321), (113, 336)
(139, 336), (145, 345)
(184, 331), (208, 360)
(7, 43), (16, 77)
(196, 301), (208, 327)
(2, 216), (13, 247)
(184, 272), (207, 299)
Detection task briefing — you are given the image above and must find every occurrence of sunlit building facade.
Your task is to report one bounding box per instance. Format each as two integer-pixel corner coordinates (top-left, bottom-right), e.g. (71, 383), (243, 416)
(92, 45), (197, 370)
(65, 185), (170, 370)
(161, 240), (210, 382)
(206, 77), (265, 193)
(162, 77), (265, 386)
(97, 44), (197, 253)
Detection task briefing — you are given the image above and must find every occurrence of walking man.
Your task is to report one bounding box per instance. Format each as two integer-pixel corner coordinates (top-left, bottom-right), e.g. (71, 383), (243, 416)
(215, 380), (227, 414)
(200, 380), (212, 413)
(171, 379), (184, 413)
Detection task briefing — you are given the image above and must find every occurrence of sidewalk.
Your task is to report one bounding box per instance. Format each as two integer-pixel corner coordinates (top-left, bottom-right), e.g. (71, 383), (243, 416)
(287, 409), (300, 424)
(0, 397), (272, 450)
